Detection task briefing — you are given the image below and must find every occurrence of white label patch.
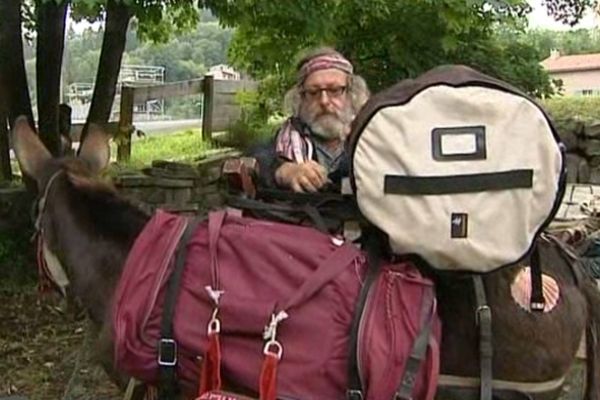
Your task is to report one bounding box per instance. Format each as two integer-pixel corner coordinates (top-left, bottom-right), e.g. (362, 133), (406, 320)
(440, 133), (477, 155)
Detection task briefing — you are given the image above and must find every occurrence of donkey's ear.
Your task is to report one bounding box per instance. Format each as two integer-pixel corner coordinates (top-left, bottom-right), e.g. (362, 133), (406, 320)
(10, 116), (52, 181)
(78, 123), (111, 173)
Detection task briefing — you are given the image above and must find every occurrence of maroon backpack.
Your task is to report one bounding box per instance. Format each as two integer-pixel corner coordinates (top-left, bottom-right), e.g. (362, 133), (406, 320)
(113, 210), (440, 399)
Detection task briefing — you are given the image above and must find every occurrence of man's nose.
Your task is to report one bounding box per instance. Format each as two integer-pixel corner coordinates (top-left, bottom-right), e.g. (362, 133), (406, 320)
(318, 90), (333, 107)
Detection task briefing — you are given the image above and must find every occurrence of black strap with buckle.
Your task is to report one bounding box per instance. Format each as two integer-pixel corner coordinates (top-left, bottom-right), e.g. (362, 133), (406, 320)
(158, 218), (201, 400)
(529, 244), (546, 312)
(394, 289), (435, 400)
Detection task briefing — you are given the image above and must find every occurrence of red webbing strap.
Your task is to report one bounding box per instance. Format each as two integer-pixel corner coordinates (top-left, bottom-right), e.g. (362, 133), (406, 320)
(199, 330), (222, 394)
(259, 352), (279, 400)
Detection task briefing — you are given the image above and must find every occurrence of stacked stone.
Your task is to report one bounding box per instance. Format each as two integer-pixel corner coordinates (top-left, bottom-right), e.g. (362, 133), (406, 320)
(557, 118), (587, 184)
(0, 186), (32, 234)
(555, 118), (600, 184)
(115, 149), (240, 216)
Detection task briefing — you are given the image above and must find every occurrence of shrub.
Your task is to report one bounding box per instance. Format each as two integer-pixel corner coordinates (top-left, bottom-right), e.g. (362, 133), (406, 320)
(0, 231), (36, 287)
(217, 89), (283, 151)
(541, 96), (600, 123)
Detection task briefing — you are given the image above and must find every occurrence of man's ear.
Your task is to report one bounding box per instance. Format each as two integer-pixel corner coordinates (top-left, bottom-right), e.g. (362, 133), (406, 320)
(10, 116), (52, 182)
(78, 123), (111, 173)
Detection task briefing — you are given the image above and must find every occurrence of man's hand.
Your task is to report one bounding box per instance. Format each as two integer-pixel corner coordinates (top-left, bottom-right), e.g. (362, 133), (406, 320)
(275, 161), (328, 192)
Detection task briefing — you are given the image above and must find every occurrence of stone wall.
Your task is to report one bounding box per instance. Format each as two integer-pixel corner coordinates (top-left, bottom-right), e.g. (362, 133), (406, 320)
(558, 119), (600, 184)
(0, 187), (33, 235)
(114, 150), (241, 215)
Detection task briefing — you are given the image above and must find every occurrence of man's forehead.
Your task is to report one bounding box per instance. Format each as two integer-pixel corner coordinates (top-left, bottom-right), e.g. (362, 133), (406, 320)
(303, 69), (348, 87)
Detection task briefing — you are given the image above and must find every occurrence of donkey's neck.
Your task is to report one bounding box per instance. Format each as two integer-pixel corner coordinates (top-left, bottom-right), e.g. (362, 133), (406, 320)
(53, 186), (149, 324)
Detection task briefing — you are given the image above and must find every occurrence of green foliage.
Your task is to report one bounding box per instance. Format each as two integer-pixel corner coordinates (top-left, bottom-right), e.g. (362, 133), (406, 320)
(70, 0), (201, 42)
(542, 96), (600, 122)
(202, 0), (555, 121)
(134, 1), (200, 43)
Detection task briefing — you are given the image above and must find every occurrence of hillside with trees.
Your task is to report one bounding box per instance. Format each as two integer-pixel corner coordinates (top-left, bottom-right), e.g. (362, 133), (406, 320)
(19, 12), (232, 118)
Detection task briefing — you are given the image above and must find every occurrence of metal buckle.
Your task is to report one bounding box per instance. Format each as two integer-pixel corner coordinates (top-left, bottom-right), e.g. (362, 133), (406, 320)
(346, 389), (364, 400)
(475, 305), (491, 326)
(158, 338), (177, 366)
(263, 339), (283, 360)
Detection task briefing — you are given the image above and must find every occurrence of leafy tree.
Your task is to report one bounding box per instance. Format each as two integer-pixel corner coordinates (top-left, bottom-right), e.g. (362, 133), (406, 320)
(542, 0), (597, 26)
(202, 0), (553, 119)
(526, 28), (600, 59)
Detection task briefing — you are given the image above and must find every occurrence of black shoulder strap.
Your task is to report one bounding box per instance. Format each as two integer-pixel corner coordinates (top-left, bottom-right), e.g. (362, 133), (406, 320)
(346, 232), (383, 400)
(158, 218), (202, 400)
(226, 196), (329, 233)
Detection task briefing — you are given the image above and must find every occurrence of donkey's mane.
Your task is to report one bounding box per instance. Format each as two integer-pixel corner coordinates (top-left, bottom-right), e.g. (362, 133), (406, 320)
(58, 160), (150, 246)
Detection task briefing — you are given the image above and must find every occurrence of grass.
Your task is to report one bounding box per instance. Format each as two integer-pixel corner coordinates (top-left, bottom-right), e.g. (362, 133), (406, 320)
(112, 128), (217, 170)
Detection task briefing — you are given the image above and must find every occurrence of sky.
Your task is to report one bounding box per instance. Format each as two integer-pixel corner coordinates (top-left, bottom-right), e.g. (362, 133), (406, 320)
(527, 0), (598, 30)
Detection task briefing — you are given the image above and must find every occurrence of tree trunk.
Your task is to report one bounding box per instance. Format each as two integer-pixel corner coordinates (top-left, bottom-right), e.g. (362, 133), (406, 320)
(36, 0), (68, 156)
(0, 0), (34, 128)
(0, 114), (11, 182)
(80, 0), (131, 146)
(0, 60), (12, 181)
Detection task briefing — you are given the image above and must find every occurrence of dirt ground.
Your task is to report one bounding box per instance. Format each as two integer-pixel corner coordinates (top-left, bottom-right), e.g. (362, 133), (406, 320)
(0, 285), (589, 400)
(0, 286), (121, 400)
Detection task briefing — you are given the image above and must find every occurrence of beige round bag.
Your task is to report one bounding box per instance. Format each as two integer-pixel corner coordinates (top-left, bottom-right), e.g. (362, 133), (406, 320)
(348, 65), (565, 272)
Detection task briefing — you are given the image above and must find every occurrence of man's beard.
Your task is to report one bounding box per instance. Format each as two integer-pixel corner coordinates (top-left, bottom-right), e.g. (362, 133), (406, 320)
(300, 105), (353, 141)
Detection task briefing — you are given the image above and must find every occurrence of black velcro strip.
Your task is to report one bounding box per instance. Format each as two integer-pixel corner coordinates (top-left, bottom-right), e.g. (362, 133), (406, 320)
(384, 169), (533, 195)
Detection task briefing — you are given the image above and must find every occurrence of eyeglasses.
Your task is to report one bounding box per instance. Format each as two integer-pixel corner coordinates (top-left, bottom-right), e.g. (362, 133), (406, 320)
(301, 85), (348, 100)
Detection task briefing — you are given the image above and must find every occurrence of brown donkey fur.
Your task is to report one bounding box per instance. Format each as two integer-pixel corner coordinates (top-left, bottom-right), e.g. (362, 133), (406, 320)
(10, 116), (600, 399)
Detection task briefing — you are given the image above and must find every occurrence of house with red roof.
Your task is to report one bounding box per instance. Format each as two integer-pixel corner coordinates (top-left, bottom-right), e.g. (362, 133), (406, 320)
(541, 50), (600, 96)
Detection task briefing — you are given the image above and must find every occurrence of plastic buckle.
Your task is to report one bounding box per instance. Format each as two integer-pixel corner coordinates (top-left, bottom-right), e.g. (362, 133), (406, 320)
(158, 338), (177, 366)
(530, 301), (546, 312)
(346, 389), (364, 400)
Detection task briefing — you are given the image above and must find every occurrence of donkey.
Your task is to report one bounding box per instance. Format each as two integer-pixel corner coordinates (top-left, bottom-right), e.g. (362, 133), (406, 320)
(10, 116), (600, 400)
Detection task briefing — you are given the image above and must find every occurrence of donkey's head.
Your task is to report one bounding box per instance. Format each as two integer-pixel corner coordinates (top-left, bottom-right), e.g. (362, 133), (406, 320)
(11, 116), (148, 324)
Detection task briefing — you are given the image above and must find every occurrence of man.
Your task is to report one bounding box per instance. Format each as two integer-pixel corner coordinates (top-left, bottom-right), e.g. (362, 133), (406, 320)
(255, 47), (370, 193)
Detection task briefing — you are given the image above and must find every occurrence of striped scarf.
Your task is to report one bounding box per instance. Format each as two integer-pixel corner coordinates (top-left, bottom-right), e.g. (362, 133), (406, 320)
(274, 117), (314, 163)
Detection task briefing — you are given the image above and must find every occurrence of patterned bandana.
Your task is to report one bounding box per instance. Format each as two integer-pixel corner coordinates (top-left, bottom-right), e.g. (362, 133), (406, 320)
(298, 53), (354, 84)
